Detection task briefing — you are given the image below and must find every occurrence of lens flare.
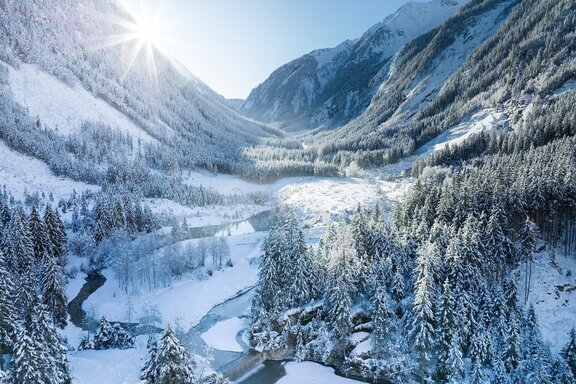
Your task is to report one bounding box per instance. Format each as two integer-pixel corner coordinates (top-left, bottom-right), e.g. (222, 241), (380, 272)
(96, 1), (174, 88)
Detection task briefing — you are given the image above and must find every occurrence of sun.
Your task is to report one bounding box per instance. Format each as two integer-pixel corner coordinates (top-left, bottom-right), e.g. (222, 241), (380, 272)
(130, 6), (168, 49)
(97, 1), (175, 86)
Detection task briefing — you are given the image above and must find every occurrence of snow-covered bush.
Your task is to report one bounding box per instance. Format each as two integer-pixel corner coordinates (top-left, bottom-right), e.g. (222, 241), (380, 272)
(80, 317), (135, 350)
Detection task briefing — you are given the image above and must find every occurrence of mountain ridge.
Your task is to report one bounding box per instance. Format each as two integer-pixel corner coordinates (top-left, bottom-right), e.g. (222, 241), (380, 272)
(240, 0), (470, 131)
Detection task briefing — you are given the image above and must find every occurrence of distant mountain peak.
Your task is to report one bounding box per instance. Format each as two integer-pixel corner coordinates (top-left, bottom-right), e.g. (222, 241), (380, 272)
(239, 0), (469, 131)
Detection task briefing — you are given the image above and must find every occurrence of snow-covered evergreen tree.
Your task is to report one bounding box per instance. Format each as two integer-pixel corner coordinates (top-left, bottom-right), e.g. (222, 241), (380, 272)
(562, 327), (576, 379)
(141, 327), (196, 384)
(1, 207), (33, 276)
(41, 256), (68, 328)
(436, 278), (455, 382)
(91, 317), (134, 350)
(0, 249), (15, 356)
(43, 205), (67, 264)
(251, 222), (284, 323)
(141, 335), (158, 383)
(371, 284), (390, 359)
(11, 324), (43, 384)
(27, 205), (48, 262)
(324, 219), (356, 351)
(410, 240), (436, 376)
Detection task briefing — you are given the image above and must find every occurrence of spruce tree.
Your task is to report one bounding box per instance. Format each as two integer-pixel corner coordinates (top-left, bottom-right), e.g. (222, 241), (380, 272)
(41, 256), (68, 328)
(371, 284), (390, 359)
(447, 335), (464, 384)
(27, 205), (48, 262)
(2, 207), (33, 276)
(503, 312), (521, 373)
(11, 323), (43, 384)
(252, 222), (284, 324)
(92, 317), (134, 350)
(410, 241), (436, 376)
(287, 230), (317, 307)
(141, 335), (158, 383)
(324, 219), (355, 349)
(519, 218), (538, 304)
(470, 360), (484, 384)
(0, 249), (15, 356)
(31, 307), (70, 383)
(562, 327), (576, 379)
(142, 327), (196, 384)
(43, 205), (66, 263)
(436, 278), (455, 382)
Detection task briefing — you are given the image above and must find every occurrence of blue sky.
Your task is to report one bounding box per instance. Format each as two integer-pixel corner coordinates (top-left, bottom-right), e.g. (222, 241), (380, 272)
(122, 0), (410, 99)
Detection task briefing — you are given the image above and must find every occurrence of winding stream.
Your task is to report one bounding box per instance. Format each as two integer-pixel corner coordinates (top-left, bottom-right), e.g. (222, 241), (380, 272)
(67, 210), (283, 381)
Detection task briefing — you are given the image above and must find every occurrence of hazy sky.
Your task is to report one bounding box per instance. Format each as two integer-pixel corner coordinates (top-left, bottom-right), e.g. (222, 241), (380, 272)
(121, 0), (409, 99)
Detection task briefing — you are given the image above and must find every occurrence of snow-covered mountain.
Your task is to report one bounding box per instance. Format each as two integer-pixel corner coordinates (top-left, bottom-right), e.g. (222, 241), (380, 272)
(0, 0), (280, 179)
(240, 0), (469, 131)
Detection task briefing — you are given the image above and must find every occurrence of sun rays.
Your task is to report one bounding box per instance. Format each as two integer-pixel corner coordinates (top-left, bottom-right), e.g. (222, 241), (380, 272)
(94, 1), (174, 89)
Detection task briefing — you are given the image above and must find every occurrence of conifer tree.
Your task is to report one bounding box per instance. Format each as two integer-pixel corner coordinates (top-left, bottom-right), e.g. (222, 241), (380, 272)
(31, 307), (70, 384)
(252, 222), (284, 323)
(11, 324), (42, 384)
(92, 317), (134, 350)
(324, 219), (355, 347)
(492, 356), (511, 384)
(41, 256), (68, 328)
(141, 335), (158, 383)
(141, 327), (196, 384)
(2, 207), (33, 275)
(391, 262), (405, 313)
(436, 278), (455, 382)
(503, 312), (521, 373)
(519, 218), (538, 303)
(0, 250), (15, 357)
(371, 284), (390, 359)
(44, 205), (66, 263)
(470, 360), (484, 384)
(562, 327), (576, 379)
(112, 200), (125, 229)
(28, 205), (48, 262)
(410, 241), (436, 376)
(447, 335), (464, 384)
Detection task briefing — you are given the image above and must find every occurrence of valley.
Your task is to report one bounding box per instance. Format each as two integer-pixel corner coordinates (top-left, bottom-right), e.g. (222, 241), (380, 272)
(0, 0), (575, 383)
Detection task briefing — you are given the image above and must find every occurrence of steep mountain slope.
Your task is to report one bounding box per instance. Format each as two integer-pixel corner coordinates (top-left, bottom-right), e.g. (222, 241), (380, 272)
(241, 0), (575, 180)
(0, 0), (279, 177)
(240, 0), (469, 131)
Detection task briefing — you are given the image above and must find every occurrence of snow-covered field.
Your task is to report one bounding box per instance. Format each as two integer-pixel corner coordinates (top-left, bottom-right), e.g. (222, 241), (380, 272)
(524, 249), (576, 353)
(145, 198), (271, 228)
(7, 62), (155, 142)
(68, 336), (147, 384)
(186, 171), (408, 226)
(277, 362), (360, 384)
(416, 109), (508, 155)
(80, 232), (264, 330)
(201, 317), (245, 353)
(0, 140), (99, 200)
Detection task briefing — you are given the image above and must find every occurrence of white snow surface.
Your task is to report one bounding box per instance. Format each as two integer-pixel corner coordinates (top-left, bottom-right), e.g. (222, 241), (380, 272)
(523, 249), (576, 353)
(185, 171), (408, 226)
(68, 336), (147, 384)
(277, 362), (362, 384)
(370, 108), (509, 177)
(83, 232), (264, 328)
(363, 0), (470, 61)
(7, 63), (154, 142)
(145, 197), (271, 228)
(416, 108), (508, 155)
(201, 317), (245, 353)
(0, 140), (99, 200)
(551, 79), (576, 98)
